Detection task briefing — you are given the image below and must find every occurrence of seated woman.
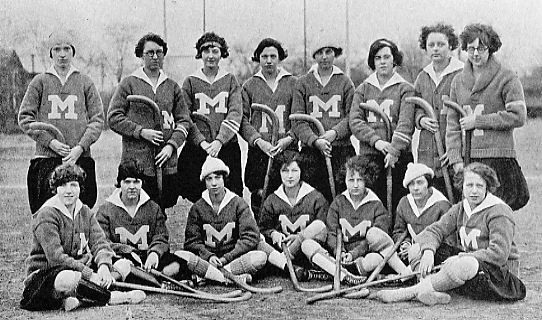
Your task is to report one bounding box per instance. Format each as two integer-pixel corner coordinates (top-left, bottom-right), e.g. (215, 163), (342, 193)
(393, 163), (454, 267)
(97, 159), (229, 286)
(257, 151), (330, 280)
(302, 155), (408, 285)
(184, 156), (267, 283)
(20, 163), (145, 312)
(377, 162), (526, 305)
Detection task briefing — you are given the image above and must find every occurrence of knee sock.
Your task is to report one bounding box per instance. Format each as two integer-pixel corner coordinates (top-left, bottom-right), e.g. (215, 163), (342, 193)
(302, 239), (348, 281)
(257, 240), (287, 270)
(53, 270), (81, 298)
(355, 253), (383, 276)
(430, 256), (479, 292)
(378, 276), (434, 303)
(367, 227), (408, 274)
(226, 251), (267, 275)
(174, 250), (226, 283)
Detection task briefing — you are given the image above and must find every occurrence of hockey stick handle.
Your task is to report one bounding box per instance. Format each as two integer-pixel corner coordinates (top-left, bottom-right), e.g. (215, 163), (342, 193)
(443, 100), (472, 166)
(281, 242), (333, 293)
(333, 228), (342, 291)
(219, 267), (283, 294)
(28, 122), (66, 144)
(191, 112), (215, 140)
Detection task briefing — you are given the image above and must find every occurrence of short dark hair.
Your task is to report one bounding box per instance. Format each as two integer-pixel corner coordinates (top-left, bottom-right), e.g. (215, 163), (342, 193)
(134, 33), (168, 58)
(419, 23), (459, 51)
(343, 155), (379, 187)
(453, 162), (500, 194)
(195, 32), (229, 59)
(49, 163), (86, 194)
(275, 150), (307, 182)
(115, 159), (146, 188)
(252, 38), (288, 62)
(368, 38), (403, 70)
(407, 174), (434, 189)
(459, 23), (502, 56)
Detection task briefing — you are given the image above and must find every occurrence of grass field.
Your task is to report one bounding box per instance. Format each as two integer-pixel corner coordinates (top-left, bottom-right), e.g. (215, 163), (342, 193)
(1, 120), (541, 319)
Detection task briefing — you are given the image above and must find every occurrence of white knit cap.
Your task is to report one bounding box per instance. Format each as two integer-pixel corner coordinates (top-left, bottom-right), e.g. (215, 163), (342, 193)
(200, 156), (230, 181)
(48, 30), (76, 56)
(403, 163), (434, 188)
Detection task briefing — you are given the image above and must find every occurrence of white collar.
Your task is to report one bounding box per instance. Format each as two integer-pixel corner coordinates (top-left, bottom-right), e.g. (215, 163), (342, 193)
(105, 188), (151, 218)
(202, 188), (236, 215)
(364, 71), (408, 91)
(422, 57), (464, 87)
(132, 67), (168, 94)
(46, 64), (79, 86)
(191, 67), (229, 85)
(39, 194), (83, 220)
(406, 187), (449, 218)
(254, 67), (291, 92)
(462, 193), (507, 218)
(308, 64), (344, 86)
(342, 188), (381, 210)
(274, 182), (314, 207)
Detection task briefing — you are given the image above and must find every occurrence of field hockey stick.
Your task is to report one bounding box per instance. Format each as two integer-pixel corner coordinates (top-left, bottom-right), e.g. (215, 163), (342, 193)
(130, 266), (162, 287)
(191, 112), (215, 140)
(149, 269), (244, 298)
(28, 122), (66, 144)
(357, 103), (393, 214)
(334, 228), (342, 291)
(306, 231), (408, 303)
(251, 103), (280, 220)
(443, 100), (472, 165)
(219, 267), (283, 294)
(406, 97), (455, 202)
(281, 242), (333, 293)
(289, 114), (336, 199)
(111, 281), (252, 303)
(126, 95), (164, 212)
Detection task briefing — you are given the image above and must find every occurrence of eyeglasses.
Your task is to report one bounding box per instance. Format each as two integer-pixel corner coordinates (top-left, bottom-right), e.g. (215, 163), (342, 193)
(143, 50), (164, 58)
(466, 46), (488, 54)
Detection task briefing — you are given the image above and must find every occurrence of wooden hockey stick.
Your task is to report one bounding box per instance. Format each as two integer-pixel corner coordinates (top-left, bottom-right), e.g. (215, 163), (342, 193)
(191, 113), (215, 139)
(111, 281), (252, 303)
(28, 122), (66, 144)
(281, 242), (332, 293)
(406, 97), (455, 202)
(443, 100), (472, 166)
(219, 267), (283, 294)
(333, 228), (342, 291)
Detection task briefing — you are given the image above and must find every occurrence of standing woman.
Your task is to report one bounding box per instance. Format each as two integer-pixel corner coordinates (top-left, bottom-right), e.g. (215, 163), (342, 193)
(414, 23), (463, 199)
(446, 24), (529, 210)
(177, 32), (244, 203)
(350, 39), (415, 214)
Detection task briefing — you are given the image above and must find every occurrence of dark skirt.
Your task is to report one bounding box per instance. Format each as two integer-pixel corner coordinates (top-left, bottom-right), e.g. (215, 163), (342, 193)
(117, 251), (192, 281)
(140, 173), (180, 209)
(20, 266), (67, 311)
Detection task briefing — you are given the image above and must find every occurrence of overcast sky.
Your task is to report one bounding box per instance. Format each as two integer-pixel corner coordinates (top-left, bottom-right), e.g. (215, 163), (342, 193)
(3, 0), (542, 73)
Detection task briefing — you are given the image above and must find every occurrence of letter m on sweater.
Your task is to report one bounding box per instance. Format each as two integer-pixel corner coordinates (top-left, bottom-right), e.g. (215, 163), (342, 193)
(115, 226), (150, 250)
(48, 95), (78, 119)
(366, 99), (393, 123)
(195, 92), (229, 115)
(340, 219), (371, 242)
(459, 226), (480, 250)
(309, 95), (341, 118)
(279, 214), (310, 235)
(203, 222), (235, 248)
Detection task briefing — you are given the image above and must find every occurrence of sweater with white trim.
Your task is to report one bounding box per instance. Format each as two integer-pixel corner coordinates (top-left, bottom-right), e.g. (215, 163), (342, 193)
(350, 72), (415, 157)
(446, 56), (526, 163)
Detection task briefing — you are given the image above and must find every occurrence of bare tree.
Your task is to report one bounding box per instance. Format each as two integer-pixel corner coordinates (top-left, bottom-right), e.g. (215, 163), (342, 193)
(103, 22), (142, 84)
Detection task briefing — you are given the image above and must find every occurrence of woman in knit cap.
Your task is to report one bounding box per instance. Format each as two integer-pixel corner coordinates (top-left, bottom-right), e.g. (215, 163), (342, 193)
(177, 32), (244, 203)
(376, 162), (525, 305)
(445, 23), (529, 210)
(184, 157), (266, 282)
(19, 30), (103, 214)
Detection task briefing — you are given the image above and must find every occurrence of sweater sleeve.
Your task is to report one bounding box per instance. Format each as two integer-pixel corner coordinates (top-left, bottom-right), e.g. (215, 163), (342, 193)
(313, 193), (330, 223)
(326, 200), (341, 256)
(184, 204), (214, 261)
(291, 80), (319, 146)
(413, 76), (427, 129)
(349, 86), (383, 147)
(392, 198), (411, 244)
(418, 204), (460, 254)
(222, 199), (261, 263)
(78, 79), (104, 152)
(372, 201), (392, 235)
(87, 211), (114, 269)
(239, 84), (262, 146)
(168, 82), (191, 149)
(107, 79), (144, 139)
(183, 78), (206, 147)
(215, 75), (242, 145)
(259, 196), (279, 240)
(389, 84), (415, 157)
(331, 78), (354, 140)
(148, 203), (170, 258)
(445, 77), (464, 165)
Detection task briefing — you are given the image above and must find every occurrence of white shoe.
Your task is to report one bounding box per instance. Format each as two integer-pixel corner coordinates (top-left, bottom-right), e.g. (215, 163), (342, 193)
(417, 291), (451, 305)
(63, 297), (81, 311)
(224, 273), (252, 286)
(109, 290), (146, 305)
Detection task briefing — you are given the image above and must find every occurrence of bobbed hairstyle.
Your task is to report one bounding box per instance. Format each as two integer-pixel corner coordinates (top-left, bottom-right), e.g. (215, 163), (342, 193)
(418, 23), (459, 51)
(134, 33), (168, 58)
(275, 150), (307, 182)
(251, 38), (288, 62)
(459, 23), (502, 56)
(49, 163), (86, 194)
(343, 155), (380, 187)
(453, 162), (500, 194)
(195, 32), (229, 59)
(409, 174), (434, 189)
(115, 159), (146, 188)
(368, 38), (403, 70)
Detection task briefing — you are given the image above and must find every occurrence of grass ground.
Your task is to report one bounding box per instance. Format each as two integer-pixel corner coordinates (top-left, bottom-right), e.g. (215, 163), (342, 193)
(0, 120), (541, 319)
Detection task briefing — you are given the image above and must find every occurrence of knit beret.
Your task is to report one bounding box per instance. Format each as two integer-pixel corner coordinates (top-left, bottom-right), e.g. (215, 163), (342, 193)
(200, 156), (230, 181)
(403, 162), (434, 188)
(48, 30), (76, 57)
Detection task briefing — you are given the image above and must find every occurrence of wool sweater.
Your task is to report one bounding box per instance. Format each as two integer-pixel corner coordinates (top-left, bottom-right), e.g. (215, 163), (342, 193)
(240, 67), (297, 146)
(392, 187), (453, 245)
(19, 65), (104, 158)
(418, 193), (519, 267)
(184, 189), (260, 263)
(108, 68), (191, 176)
(291, 65), (354, 147)
(96, 188), (169, 258)
(414, 58), (464, 173)
(259, 182), (329, 239)
(326, 188), (391, 259)
(25, 195), (113, 281)
(446, 56), (526, 164)
(350, 72), (415, 158)
(182, 68), (242, 146)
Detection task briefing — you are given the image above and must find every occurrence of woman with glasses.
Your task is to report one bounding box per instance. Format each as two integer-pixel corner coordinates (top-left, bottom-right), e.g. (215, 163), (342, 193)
(108, 33), (191, 209)
(445, 24), (529, 210)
